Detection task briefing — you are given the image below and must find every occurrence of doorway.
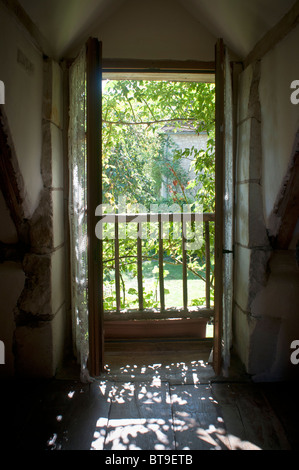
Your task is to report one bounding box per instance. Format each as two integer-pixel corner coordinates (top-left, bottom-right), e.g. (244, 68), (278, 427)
(100, 71), (217, 369)
(68, 39), (234, 378)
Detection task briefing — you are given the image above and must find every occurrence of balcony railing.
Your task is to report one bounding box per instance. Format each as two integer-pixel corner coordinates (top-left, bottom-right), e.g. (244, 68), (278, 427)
(100, 212), (215, 322)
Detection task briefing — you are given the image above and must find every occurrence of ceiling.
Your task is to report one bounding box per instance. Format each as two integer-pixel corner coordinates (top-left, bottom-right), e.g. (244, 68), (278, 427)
(18, 0), (297, 60)
(179, 0), (297, 58)
(19, 0), (127, 58)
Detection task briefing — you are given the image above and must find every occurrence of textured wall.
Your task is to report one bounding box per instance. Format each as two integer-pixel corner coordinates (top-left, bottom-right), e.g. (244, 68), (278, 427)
(0, 44), (67, 378)
(233, 26), (299, 381)
(13, 59), (67, 378)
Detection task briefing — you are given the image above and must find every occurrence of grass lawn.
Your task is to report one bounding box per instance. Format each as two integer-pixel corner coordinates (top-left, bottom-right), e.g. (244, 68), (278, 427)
(123, 258), (208, 309)
(104, 258), (214, 338)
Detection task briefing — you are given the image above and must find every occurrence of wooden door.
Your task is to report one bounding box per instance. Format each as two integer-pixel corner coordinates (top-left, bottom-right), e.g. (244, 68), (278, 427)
(86, 38), (104, 377)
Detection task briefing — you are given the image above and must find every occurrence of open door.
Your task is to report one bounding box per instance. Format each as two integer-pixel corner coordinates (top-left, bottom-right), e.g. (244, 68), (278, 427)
(214, 39), (234, 375)
(69, 38), (104, 380)
(86, 38), (104, 377)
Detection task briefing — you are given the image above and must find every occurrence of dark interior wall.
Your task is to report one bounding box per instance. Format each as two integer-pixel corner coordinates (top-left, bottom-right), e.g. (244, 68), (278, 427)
(0, 0), (298, 380)
(0, 0), (218, 379)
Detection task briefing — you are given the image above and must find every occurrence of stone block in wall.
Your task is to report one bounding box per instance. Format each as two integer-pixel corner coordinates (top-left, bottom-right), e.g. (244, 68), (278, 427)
(51, 123), (64, 189)
(248, 183), (270, 247)
(51, 61), (63, 129)
(51, 247), (66, 317)
(17, 253), (52, 318)
(235, 61), (266, 253)
(248, 248), (271, 308)
(41, 120), (52, 188)
(235, 182), (249, 246)
(236, 120), (251, 183)
(17, 247), (66, 321)
(234, 58), (269, 303)
(234, 244), (270, 313)
(234, 245), (251, 312)
(41, 121), (64, 190)
(0, 190), (18, 244)
(248, 61), (262, 123)
(14, 247), (66, 377)
(43, 59), (63, 130)
(235, 182), (270, 250)
(237, 64), (253, 124)
(248, 118), (262, 180)
(52, 189), (65, 248)
(236, 118), (262, 184)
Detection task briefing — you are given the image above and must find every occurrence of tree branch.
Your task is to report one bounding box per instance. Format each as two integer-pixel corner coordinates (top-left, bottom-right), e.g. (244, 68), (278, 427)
(103, 118), (199, 126)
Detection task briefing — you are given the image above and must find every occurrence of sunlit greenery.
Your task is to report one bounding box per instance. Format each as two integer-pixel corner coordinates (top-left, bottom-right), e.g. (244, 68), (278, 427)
(102, 79), (215, 311)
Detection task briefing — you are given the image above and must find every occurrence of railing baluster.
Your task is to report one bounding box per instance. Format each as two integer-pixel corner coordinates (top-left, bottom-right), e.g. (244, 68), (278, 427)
(182, 219), (188, 312)
(115, 222), (121, 312)
(104, 213), (215, 316)
(205, 221), (211, 309)
(137, 222), (143, 311)
(159, 219), (165, 312)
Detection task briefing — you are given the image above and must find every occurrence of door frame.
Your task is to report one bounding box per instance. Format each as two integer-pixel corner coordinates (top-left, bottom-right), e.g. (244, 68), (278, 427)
(213, 39), (225, 375)
(86, 38), (104, 377)
(86, 50), (226, 376)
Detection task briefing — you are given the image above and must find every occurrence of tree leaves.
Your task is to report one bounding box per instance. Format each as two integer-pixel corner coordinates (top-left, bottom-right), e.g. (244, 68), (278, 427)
(101, 79), (216, 310)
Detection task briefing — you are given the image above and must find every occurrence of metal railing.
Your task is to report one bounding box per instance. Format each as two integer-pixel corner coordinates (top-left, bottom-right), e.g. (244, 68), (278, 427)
(101, 212), (215, 321)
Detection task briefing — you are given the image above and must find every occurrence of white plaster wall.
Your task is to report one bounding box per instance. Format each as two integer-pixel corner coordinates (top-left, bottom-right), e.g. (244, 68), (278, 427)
(0, 4), (43, 377)
(260, 24), (299, 225)
(89, 0), (216, 61)
(251, 251), (299, 381)
(0, 3), (43, 217)
(233, 65), (255, 368)
(235, 26), (299, 380)
(170, 132), (208, 177)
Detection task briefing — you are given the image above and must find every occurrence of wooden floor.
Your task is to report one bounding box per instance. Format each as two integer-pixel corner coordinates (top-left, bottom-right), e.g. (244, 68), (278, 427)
(3, 341), (298, 451)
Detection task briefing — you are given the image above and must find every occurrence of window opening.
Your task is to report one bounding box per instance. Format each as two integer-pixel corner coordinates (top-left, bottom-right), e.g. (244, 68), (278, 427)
(100, 77), (216, 340)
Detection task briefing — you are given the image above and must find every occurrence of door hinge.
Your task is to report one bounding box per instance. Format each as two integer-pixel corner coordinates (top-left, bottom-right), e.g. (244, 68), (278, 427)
(223, 245), (234, 256)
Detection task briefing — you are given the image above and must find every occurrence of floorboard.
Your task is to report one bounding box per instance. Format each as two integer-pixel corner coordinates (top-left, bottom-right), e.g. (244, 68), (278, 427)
(103, 380), (175, 450)
(212, 383), (291, 450)
(2, 347), (296, 451)
(170, 384), (231, 450)
(103, 339), (216, 384)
